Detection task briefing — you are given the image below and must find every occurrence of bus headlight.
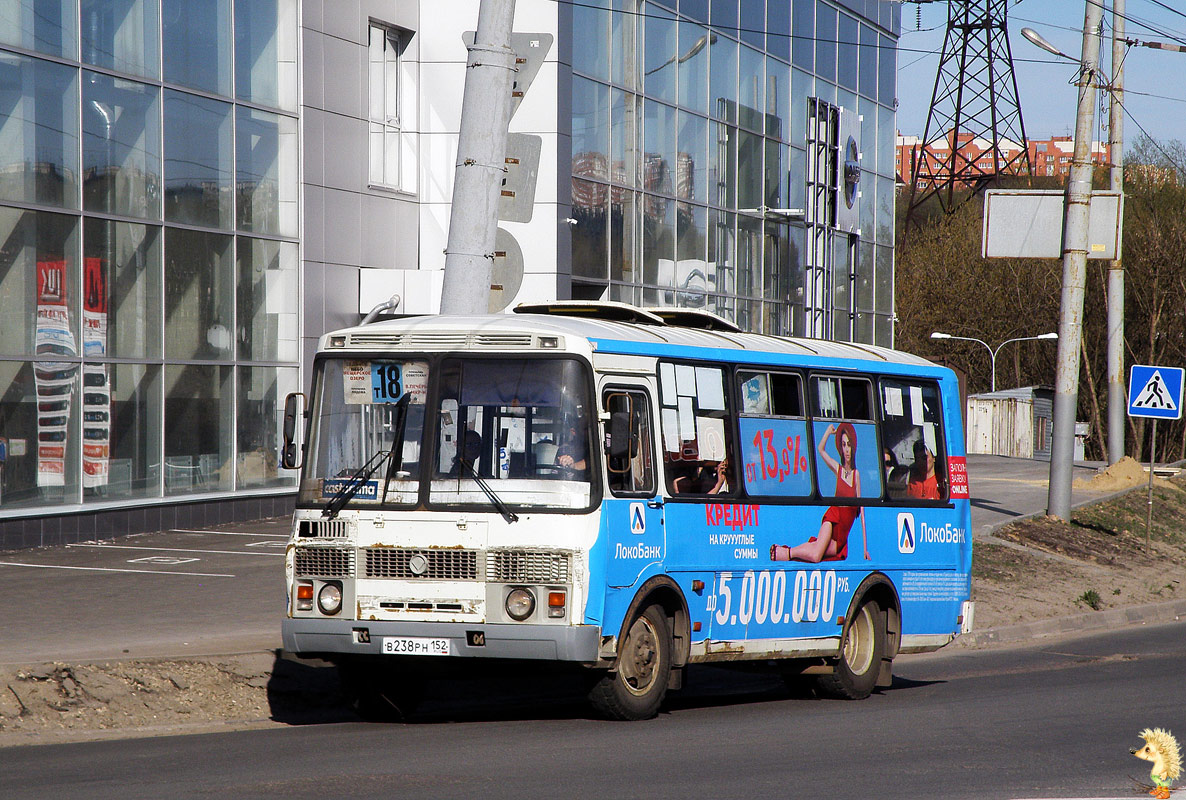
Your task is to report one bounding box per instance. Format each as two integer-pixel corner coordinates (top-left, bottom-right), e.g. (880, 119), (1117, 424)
(317, 582), (343, 615)
(505, 588), (535, 621)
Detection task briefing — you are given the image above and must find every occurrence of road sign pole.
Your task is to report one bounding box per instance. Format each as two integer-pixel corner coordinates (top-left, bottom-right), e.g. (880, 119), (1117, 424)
(1145, 419), (1156, 554)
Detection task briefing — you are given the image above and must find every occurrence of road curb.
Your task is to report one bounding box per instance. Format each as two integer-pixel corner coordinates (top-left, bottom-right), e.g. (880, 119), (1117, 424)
(955, 597), (1186, 648)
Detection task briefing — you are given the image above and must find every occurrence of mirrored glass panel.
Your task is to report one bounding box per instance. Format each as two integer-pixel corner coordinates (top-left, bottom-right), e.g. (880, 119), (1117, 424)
(707, 35), (736, 123)
(83, 72), (161, 219)
(0, 54), (79, 209)
(642, 2), (677, 103)
(164, 90), (232, 229)
(235, 0), (297, 110)
(0, 0), (76, 58)
(677, 20), (709, 114)
(164, 228), (233, 360)
(738, 45), (764, 132)
(83, 362), (161, 501)
(237, 366), (298, 489)
(791, 0), (813, 71)
(165, 364), (232, 494)
(573, 76), (609, 172)
(838, 13), (858, 91)
(236, 237), (298, 362)
(610, 88), (639, 188)
(83, 219), (161, 360)
(236, 106), (297, 236)
(0, 359), (81, 509)
(609, 189), (638, 283)
(162, 0), (232, 95)
(676, 110), (707, 205)
(815, 3), (837, 82)
(81, 0), (160, 78)
(0, 208), (79, 358)
(572, 179), (609, 280)
(573, 0), (610, 80)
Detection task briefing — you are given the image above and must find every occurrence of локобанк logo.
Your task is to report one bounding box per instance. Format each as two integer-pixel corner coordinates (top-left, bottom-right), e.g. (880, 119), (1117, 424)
(629, 502), (646, 535)
(897, 512), (916, 554)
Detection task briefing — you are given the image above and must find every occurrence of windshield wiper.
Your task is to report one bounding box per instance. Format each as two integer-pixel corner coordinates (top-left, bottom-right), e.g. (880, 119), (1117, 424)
(458, 457), (519, 524)
(380, 394), (413, 505)
(323, 395), (412, 519)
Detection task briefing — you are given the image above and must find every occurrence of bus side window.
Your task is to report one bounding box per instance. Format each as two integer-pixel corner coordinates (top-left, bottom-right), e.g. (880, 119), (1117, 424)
(809, 375), (880, 501)
(880, 379), (947, 501)
(737, 370), (812, 498)
(604, 390), (655, 496)
(658, 362), (733, 497)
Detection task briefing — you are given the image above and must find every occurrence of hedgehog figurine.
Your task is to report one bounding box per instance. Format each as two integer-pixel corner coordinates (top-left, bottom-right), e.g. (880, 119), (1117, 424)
(1132, 728), (1182, 799)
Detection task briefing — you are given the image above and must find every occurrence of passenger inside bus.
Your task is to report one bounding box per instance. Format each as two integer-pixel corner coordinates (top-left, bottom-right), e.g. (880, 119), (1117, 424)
(907, 440), (941, 500)
(671, 456), (730, 495)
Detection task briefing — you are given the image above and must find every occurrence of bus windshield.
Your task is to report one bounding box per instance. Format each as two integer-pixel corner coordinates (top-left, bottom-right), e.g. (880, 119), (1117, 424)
(298, 356), (595, 511)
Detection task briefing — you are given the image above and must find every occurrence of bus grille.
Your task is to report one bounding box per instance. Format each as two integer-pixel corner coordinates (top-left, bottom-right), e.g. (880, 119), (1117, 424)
(345, 332), (534, 350)
(297, 519), (350, 539)
(294, 546), (355, 578)
(487, 550), (571, 584)
(364, 548), (479, 580)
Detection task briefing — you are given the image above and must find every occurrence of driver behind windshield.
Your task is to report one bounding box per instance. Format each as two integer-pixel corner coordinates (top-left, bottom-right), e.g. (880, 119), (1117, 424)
(556, 415), (588, 476)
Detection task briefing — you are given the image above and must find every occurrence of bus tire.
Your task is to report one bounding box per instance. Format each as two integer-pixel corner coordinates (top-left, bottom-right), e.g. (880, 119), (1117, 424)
(589, 604), (672, 720)
(337, 659), (422, 722)
(817, 598), (885, 700)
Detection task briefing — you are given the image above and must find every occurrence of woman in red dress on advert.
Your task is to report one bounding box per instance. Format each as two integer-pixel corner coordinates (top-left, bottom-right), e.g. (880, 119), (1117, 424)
(770, 422), (869, 562)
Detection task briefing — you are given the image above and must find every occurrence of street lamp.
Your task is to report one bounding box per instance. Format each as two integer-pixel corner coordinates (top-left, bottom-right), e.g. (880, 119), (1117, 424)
(930, 331), (1058, 393)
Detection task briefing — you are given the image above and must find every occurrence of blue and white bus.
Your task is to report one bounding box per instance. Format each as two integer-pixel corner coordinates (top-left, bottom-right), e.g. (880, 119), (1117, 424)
(281, 303), (973, 720)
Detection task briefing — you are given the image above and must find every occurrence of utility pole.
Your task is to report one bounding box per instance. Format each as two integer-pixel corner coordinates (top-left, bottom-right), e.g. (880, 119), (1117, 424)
(440, 0), (518, 315)
(1106, 0), (1125, 464)
(1048, 0), (1104, 521)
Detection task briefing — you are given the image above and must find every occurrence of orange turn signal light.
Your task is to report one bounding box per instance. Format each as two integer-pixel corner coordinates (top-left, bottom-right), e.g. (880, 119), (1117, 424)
(548, 591), (566, 607)
(297, 584), (314, 600)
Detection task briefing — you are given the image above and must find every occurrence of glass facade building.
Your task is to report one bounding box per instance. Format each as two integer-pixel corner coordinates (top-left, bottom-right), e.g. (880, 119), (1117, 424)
(0, 0), (299, 519)
(568, 0), (898, 342)
(0, 0), (902, 539)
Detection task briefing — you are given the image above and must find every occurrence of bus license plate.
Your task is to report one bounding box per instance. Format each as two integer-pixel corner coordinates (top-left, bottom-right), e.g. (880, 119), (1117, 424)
(381, 636), (451, 656)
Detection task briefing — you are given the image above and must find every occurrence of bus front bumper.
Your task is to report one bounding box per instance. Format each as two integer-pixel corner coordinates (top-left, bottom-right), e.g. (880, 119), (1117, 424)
(283, 617), (602, 663)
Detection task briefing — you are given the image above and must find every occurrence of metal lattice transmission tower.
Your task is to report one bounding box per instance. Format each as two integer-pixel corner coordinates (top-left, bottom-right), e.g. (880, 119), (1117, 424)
(905, 0), (1032, 230)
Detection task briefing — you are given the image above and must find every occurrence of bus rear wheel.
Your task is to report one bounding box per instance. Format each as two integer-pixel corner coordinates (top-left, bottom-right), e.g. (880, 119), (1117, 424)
(589, 604), (672, 720)
(337, 658), (423, 722)
(817, 599), (885, 700)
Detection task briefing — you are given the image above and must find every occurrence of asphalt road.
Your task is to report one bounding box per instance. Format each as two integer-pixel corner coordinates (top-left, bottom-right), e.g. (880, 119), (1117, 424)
(0, 520), (289, 664)
(0, 455), (1107, 666)
(1, 619), (1180, 799)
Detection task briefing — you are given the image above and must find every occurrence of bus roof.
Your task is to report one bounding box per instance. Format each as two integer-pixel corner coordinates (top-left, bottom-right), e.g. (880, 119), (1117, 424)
(320, 312), (943, 374)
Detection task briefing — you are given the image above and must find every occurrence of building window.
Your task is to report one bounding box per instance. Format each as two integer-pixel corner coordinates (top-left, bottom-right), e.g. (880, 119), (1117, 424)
(368, 22), (415, 192)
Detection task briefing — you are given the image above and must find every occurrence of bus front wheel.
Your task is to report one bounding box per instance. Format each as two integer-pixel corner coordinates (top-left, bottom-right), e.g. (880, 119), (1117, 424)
(589, 604), (672, 720)
(817, 599), (885, 700)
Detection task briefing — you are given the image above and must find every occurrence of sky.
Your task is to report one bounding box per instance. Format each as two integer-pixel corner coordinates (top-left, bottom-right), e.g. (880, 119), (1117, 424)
(894, 0), (1186, 151)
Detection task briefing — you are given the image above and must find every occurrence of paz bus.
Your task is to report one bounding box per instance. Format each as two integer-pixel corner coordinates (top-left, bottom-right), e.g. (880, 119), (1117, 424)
(280, 302), (973, 720)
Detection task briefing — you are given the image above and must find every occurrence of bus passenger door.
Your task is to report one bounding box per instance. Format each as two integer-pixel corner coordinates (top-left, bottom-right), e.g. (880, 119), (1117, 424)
(601, 384), (663, 588)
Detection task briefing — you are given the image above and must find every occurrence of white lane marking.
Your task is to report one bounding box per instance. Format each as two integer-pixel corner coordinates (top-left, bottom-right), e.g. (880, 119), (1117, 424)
(167, 529), (288, 538)
(128, 556), (200, 565)
(0, 562), (234, 577)
(67, 543), (283, 557)
(245, 540), (288, 548)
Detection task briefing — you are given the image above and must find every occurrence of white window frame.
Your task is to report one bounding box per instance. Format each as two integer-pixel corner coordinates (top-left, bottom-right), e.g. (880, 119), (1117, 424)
(368, 22), (414, 192)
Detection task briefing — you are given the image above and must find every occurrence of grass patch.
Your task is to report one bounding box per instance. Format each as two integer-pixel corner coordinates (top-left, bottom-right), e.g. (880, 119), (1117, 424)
(1076, 589), (1102, 611)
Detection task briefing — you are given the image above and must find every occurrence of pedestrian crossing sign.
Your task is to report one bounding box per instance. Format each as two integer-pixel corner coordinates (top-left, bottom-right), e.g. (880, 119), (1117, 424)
(1128, 364), (1185, 420)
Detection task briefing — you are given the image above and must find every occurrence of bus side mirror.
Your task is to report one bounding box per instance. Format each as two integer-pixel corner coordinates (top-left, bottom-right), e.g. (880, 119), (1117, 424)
(281, 392), (306, 470)
(608, 410), (630, 460)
